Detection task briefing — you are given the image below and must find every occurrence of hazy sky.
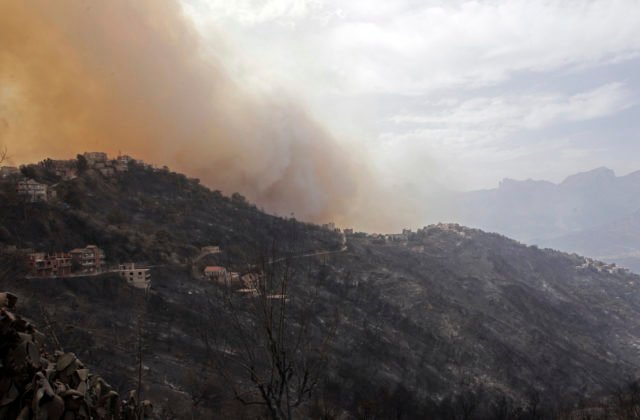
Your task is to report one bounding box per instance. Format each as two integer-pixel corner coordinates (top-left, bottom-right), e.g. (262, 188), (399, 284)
(182, 0), (640, 192)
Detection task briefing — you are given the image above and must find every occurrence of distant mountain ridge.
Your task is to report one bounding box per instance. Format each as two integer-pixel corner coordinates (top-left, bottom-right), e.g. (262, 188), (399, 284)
(449, 167), (640, 271)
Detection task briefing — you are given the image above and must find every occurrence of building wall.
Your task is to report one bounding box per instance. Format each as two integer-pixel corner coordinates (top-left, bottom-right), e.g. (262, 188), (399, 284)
(118, 263), (151, 289)
(17, 180), (49, 203)
(83, 152), (108, 165)
(204, 267), (228, 283)
(29, 252), (72, 277)
(70, 245), (106, 273)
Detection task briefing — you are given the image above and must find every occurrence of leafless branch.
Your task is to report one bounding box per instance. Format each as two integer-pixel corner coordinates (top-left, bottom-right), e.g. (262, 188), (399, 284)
(207, 243), (337, 419)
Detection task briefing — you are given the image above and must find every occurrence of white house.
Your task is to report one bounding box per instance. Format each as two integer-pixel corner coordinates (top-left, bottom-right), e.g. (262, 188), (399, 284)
(118, 262), (151, 289)
(16, 179), (54, 202)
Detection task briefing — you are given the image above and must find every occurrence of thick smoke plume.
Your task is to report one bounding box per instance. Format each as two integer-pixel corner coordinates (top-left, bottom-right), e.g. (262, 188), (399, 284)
(0, 0), (420, 231)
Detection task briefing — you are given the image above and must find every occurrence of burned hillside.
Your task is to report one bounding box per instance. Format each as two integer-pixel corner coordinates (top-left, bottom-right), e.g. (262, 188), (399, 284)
(3, 157), (640, 418)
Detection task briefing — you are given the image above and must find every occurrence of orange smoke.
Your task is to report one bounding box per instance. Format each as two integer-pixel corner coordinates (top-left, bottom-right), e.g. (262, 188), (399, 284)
(0, 0), (423, 232)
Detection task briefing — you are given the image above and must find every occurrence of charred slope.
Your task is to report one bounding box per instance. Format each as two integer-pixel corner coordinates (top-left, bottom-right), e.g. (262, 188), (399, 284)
(322, 225), (640, 407)
(2, 163), (640, 417)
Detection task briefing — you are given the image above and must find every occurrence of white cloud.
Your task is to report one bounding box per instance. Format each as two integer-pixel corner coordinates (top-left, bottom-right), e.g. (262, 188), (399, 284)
(185, 0), (640, 94)
(391, 82), (636, 132)
(332, 1), (640, 94)
(378, 82), (637, 189)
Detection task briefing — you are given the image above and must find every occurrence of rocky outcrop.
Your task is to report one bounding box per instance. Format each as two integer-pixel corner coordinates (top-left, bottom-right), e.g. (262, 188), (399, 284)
(0, 292), (152, 419)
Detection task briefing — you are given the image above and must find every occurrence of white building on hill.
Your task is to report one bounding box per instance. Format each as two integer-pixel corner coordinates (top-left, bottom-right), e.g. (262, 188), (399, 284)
(17, 179), (55, 202)
(118, 263), (151, 289)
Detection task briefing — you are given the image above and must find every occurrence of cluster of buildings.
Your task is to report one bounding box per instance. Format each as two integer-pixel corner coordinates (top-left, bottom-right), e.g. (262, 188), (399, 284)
(40, 159), (79, 181)
(345, 229), (414, 244)
(81, 152), (132, 176)
(0, 152), (138, 204)
(4, 152), (166, 290)
(322, 222), (337, 231)
(577, 258), (629, 275)
(28, 245), (106, 277)
(203, 266), (285, 299)
(79, 151), (174, 175)
(387, 229), (414, 242)
(321, 223), (356, 235)
(357, 224), (472, 245)
(2, 151), (182, 207)
(28, 245), (151, 290)
(6, 151), (133, 182)
(321, 222), (359, 237)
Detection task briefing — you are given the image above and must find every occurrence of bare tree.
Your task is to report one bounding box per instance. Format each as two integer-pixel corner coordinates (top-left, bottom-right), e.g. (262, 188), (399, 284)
(526, 388), (542, 420)
(210, 249), (336, 419)
(611, 379), (640, 420)
(0, 144), (6, 164)
(456, 388), (482, 420)
(183, 367), (223, 417)
(490, 395), (513, 420)
(131, 286), (153, 419)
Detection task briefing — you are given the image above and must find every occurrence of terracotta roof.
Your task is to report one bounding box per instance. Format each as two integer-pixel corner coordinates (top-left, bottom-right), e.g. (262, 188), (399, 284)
(204, 266), (226, 273)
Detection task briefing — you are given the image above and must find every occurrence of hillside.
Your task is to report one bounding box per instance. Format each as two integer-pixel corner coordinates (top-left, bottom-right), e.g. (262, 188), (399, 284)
(0, 159), (341, 264)
(545, 210), (640, 272)
(2, 158), (640, 418)
(322, 226), (640, 405)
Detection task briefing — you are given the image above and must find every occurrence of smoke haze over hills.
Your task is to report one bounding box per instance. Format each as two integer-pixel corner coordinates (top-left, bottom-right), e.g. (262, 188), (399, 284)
(3, 1), (640, 233)
(0, 0), (425, 231)
(442, 167), (640, 271)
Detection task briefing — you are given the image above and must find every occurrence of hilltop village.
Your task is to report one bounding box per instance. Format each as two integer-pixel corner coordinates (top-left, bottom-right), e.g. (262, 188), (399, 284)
(1, 152), (155, 203)
(0, 153), (174, 289)
(1, 152), (350, 293)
